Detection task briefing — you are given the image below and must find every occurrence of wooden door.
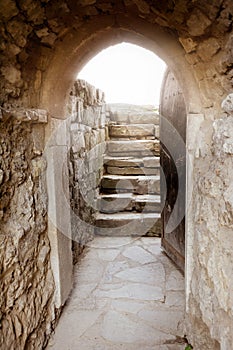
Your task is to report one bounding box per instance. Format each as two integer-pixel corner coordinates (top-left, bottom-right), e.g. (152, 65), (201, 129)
(160, 69), (186, 272)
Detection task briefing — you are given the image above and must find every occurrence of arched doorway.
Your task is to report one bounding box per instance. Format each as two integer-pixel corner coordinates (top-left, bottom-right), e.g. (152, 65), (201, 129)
(41, 17), (201, 319)
(1, 1), (232, 348)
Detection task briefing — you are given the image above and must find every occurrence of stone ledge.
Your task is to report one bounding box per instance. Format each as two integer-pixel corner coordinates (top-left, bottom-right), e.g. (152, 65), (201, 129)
(0, 107), (48, 124)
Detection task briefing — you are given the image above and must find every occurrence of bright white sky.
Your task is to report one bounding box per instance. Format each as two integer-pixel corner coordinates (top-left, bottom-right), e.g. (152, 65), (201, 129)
(78, 43), (167, 106)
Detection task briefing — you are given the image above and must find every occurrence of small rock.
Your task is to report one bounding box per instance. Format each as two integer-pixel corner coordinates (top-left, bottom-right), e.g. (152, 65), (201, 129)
(179, 37), (197, 54)
(0, 0), (19, 20)
(1, 65), (22, 85)
(197, 37), (221, 61)
(221, 93), (233, 115)
(187, 10), (211, 36)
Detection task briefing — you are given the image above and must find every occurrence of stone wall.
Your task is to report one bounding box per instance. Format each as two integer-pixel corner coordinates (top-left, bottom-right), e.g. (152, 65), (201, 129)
(0, 110), (56, 349)
(68, 80), (106, 262)
(185, 95), (233, 349)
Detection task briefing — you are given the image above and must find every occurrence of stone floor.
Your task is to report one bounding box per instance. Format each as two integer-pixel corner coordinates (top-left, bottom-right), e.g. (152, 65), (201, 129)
(47, 237), (186, 350)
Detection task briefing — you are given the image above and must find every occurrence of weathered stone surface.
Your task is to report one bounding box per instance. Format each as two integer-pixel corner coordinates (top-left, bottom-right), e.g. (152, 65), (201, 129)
(107, 140), (160, 156)
(104, 155), (160, 168)
(186, 9), (212, 36)
(197, 37), (221, 61)
(97, 193), (160, 213)
(47, 237), (185, 349)
(97, 193), (134, 213)
(0, 117), (55, 349)
(106, 165), (159, 175)
(221, 93), (233, 115)
(179, 37), (197, 54)
(95, 212), (161, 236)
(0, 107), (48, 123)
(109, 124), (155, 138)
(108, 104), (160, 125)
(101, 175), (160, 194)
(68, 80), (107, 256)
(134, 194), (161, 212)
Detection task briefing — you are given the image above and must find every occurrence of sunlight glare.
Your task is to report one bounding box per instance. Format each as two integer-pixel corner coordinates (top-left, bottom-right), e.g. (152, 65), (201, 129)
(78, 43), (167, 107)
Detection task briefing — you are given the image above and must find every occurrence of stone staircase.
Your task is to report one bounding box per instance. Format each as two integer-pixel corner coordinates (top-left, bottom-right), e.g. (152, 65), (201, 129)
(95, 104), (161, 237)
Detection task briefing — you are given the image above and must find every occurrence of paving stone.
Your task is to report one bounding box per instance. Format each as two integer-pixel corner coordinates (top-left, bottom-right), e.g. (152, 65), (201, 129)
(77, 259), (104, 283)
(103, 260), (131, 278)
(88, 236), (135, 249)
(166, 270), (184, 291)
(111, 300), (145, 314)
(95, 283), (164, 301)
(115, 263), (165, 285)
(47, 237), (185, 350)
(97, 249), (120, 261)
(102, 310), (175, 345)
(145, 243), (162, 256)
(138, 309), (184, 336)
(47, 309), (104, 349)
(165, 291), (185, 308)
(122, 245), (156, 264)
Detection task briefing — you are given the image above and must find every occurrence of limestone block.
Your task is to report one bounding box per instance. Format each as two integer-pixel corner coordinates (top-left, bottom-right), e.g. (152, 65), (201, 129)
(197, 37), (221, 61)
(106, 166), (159, 176)
(46, 145), (73, 307)
(179, 37), (197, 53)
(107, 140), (160, 156)
(45, 117), (68, 147)
(109, 124), (155, 138)
(71, 131), (85, 154)
(32, 124), (45, 155)
(95, 212), (161, 237)
(101, 175), (160, 194)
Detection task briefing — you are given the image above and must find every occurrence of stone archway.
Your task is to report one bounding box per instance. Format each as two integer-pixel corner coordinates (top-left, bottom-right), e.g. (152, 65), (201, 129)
(40, 17), (202, 118)
(40, 20), (202, 308)
(1, 2), (233, 349)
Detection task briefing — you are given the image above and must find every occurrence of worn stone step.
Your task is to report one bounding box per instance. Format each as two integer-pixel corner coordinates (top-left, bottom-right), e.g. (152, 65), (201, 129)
(111, 114), (159, 125)
(109, 124), (159, 139)
(100, 175), (160, 194)
(104, 155), (160, 168)
(107, 103), (160, 125)
(95, 212), (161, 237)
(97, 193), (161, 213)
(105, 166), (159, 176)
(107, 140), (160, 156)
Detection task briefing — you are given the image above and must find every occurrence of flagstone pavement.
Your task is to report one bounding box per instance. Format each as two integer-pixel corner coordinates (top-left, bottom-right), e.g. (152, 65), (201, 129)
(47, 237), (187, 350)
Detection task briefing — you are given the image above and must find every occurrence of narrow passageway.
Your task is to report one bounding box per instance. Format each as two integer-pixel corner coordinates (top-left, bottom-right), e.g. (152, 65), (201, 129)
(47, 237), (186, 350)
